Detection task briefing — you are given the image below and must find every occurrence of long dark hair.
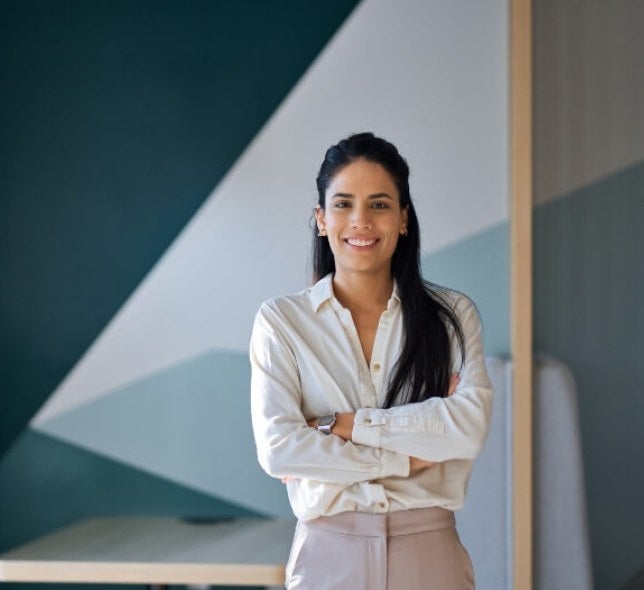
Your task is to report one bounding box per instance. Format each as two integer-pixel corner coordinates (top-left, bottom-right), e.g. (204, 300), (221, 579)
(313, 132), (465, 407)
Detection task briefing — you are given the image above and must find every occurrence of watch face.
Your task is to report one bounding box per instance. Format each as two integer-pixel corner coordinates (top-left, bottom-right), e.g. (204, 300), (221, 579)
(318, 415), (334, 427)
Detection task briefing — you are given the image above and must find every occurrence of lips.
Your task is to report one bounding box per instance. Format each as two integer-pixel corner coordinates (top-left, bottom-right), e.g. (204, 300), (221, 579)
(345, 237), (378, 247)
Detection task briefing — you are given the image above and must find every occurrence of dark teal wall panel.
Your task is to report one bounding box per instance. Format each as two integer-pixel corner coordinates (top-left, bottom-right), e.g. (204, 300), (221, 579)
(0, 0), (359, 456)
(534, 161), (644, 590)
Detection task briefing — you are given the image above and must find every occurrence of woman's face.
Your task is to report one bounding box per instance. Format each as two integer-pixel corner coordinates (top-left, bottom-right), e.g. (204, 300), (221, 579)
(316, 158), (408, 279)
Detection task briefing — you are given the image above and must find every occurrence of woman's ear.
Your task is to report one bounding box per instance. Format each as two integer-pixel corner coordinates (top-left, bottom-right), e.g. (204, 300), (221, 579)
(315, 205), (326, 233)
(400, 206), (409, 235)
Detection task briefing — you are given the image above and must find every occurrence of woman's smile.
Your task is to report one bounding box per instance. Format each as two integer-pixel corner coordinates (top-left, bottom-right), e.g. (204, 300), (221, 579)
(344, 236), (379, 248)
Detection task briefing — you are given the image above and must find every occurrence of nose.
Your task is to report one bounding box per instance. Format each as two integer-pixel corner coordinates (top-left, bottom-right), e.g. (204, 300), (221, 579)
(351, 203), (373, 229)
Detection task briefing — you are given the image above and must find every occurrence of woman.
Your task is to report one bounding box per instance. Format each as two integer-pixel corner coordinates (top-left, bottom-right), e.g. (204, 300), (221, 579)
(250, 132), (492, 589)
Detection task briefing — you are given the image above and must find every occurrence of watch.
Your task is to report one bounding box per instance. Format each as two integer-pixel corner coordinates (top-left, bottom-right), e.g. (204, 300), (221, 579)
(317, 413), (337, 435)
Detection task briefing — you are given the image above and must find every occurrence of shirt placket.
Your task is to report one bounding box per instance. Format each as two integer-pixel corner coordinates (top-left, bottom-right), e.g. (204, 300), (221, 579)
(369, 309), (392, 404)
(330, 300), (378, 410)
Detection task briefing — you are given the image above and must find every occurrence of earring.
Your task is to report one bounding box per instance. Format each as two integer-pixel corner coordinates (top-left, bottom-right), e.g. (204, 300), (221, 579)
(318, 228), (327, 237)
(400, 227), (408, 236)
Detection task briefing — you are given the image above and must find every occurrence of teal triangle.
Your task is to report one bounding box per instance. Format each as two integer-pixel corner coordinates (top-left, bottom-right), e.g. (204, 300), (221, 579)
(0, 0), (360, 456)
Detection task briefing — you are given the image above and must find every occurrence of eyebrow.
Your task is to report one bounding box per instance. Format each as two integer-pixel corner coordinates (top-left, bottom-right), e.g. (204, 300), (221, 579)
(330, 192), (393, 200)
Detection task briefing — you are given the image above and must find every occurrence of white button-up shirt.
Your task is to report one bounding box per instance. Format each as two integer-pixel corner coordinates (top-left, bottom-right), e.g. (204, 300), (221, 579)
(250, 274), (493, 521)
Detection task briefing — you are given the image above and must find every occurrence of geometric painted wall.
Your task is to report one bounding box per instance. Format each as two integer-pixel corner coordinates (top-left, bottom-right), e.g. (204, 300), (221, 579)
(533, 1), (644, 588)
(0, 0), (510, 581)
(0, 0), (361, 555)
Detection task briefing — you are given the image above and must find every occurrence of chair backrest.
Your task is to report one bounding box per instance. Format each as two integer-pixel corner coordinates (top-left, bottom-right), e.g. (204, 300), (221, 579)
(533, 354), (593, 590)
(457, 356), (593, 590)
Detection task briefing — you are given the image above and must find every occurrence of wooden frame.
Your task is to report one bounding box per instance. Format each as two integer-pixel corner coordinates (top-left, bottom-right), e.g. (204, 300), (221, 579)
(510, 0), (533, 588)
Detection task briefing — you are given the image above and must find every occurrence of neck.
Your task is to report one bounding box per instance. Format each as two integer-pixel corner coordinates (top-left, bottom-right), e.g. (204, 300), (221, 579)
(332, 269), (394, 311)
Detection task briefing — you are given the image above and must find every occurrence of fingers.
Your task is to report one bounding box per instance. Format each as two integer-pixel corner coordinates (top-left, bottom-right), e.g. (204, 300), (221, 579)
(409, 456), (437, 474)
(448, 373), (460, 396)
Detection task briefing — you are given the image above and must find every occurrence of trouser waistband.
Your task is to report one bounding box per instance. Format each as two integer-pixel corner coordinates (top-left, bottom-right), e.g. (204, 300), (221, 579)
(302, 506), (455, 537)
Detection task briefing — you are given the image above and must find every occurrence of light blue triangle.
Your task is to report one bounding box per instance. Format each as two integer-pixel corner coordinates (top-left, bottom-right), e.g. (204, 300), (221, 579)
(37, 350), (292, 518)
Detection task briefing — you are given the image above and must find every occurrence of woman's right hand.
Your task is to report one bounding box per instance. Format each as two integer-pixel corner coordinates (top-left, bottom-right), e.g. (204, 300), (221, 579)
(409, 456), (436, 473)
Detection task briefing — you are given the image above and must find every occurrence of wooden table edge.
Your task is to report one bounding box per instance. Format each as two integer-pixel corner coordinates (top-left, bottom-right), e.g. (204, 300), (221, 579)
(0, 559), (286, 585)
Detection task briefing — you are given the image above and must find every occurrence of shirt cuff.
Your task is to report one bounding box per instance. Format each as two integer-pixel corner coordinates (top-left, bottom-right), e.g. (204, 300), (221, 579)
(380, 449), (410, 479)
(353, 407), (388, 448)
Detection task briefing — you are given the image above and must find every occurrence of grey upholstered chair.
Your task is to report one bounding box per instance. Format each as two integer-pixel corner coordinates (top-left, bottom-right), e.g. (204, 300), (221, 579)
(457, 356), (593, 590)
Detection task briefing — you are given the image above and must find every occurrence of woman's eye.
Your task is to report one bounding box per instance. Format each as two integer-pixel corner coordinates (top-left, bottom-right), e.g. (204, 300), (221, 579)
(334, 201), (350, 208)
(372, 201), (389, 209)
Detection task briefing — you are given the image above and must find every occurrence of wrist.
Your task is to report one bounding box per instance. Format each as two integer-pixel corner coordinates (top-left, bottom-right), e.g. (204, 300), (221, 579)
(317, 413), (337, 435)
(334, 412), (355, 441)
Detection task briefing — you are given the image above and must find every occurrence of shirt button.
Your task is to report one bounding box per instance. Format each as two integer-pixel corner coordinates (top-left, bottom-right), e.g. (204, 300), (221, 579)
(378, 502), (386, 509)
(372, 363), (381, 372)
(364, 418), (372, 425)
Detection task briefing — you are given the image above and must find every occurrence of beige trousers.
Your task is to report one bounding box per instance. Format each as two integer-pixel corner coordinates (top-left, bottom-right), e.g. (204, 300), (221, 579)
(285, 507), (475, 590)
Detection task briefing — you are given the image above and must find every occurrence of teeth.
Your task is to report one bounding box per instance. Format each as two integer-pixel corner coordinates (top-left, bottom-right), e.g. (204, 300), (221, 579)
(347, 238), (376, 247)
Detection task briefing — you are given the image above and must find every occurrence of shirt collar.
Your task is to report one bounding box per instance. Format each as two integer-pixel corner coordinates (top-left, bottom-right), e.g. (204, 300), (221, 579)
(308, 273), (335, 313)
(308, 273), (401, 313)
